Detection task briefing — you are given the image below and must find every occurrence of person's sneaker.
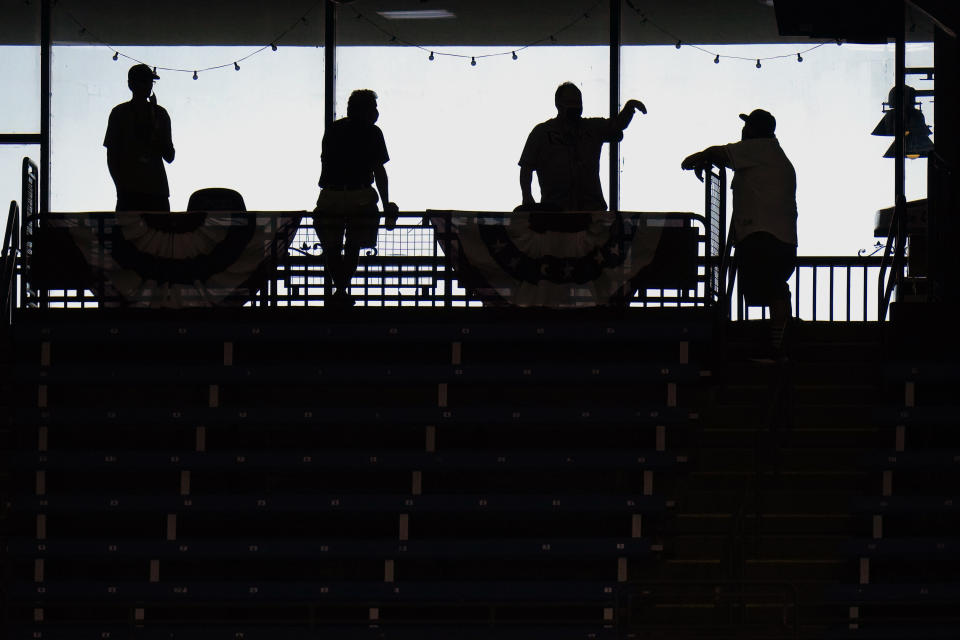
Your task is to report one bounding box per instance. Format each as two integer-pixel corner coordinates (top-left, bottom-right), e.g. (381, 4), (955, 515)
(329, 291), (356, 308)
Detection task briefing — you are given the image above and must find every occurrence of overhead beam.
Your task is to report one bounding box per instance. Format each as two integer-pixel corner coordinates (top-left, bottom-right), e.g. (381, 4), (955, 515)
(0, 134), (42, 145)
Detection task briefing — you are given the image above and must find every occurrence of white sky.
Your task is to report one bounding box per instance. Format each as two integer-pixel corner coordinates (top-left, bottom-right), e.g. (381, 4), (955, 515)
(1, 41), (934, 256)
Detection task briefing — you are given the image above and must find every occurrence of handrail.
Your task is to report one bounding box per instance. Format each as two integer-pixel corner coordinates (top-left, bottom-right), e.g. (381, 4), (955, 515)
(2, 200), (21, 325)
(625, 579), (800, 639)
(20, 157), (39, 309)
(877, 195), (906, 321)
(704, 165), (728, 308)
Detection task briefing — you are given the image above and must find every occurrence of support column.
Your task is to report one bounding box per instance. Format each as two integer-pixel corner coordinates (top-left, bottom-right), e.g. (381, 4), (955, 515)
(40, 0), (51, 214)
(892, 20), (906, 308)
(608, 0), (621, 212)
(324, 0), (338, 128)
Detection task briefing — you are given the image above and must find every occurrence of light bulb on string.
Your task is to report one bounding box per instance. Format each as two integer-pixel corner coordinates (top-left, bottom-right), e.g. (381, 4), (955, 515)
(428, 51), (434, 61)
(714, 54), (719, 64)
(797, 53), (803, 62)
(675, 40), (681, 49)
(471, 57), (477, 66)
(755, 59), (761, 69)
(193, 70), (198, 80)
(234, 61), (240, 70)
(112, 51), (118, 61)
(512, 51), (518, 60)
(271, 43), (278, 51)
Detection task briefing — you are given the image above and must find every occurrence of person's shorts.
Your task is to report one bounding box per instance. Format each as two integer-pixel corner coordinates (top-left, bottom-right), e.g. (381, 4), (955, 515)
(735, 231), (796, 306)
(313, 186), (380, 250)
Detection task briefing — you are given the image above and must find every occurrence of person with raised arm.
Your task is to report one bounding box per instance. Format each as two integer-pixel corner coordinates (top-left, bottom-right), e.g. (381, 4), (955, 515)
(519, 82), (646, 212)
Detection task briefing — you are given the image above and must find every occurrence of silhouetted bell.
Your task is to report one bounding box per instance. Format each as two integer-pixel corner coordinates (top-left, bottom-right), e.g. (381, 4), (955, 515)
(871, 85), (933, 158)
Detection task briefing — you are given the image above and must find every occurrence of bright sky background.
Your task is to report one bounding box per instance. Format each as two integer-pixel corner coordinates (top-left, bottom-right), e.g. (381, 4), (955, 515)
(1, 40), (933, 256)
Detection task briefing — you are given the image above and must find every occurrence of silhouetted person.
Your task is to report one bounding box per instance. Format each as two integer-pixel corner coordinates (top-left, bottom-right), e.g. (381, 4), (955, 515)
(314, 89), (399, 307)
(682, 109), (798, 355)
(519, 82), (646, 211)
(104, 64), (175, 212)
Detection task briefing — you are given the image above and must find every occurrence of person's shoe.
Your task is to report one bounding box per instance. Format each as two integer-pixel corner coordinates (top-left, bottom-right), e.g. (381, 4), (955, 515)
(329, 291), (355, 308)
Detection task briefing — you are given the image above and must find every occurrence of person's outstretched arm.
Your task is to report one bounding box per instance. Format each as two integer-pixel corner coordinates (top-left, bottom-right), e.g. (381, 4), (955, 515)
(681, 145), (728, 181)
(616, 99), (647, 130)
(520, 166), (535, 206)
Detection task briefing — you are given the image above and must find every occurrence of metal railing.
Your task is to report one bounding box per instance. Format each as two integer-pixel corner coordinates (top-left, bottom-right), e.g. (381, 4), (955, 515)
(731, 256), (885, 322)
(27, 211), (711, 309)
(2, 200), (20, 325)
(10, 155), (888, 320)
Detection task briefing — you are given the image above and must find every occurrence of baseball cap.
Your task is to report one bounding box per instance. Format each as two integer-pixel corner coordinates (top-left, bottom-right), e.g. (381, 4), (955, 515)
(128, 63), (160, 82)
(739, 109), (776, 136)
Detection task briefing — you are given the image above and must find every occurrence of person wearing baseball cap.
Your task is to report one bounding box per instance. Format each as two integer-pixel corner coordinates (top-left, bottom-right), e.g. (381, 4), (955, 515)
(519, 82), (647, 212)
(681, 108), (798, 357)
(104, 64), (175, 211)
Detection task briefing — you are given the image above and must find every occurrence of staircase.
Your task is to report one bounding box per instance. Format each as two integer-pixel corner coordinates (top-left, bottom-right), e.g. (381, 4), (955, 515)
(630, 321), (885, 639)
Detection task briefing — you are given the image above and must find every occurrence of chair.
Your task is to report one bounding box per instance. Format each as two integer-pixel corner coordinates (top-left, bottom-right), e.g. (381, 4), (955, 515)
(187, 188), (246, 212)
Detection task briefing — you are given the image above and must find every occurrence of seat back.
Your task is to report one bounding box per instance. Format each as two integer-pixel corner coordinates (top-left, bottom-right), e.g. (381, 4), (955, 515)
(187, 188), (246, 212)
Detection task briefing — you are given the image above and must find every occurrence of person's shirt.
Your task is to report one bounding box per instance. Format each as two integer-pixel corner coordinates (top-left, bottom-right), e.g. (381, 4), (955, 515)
(722, 137), (798, 246)
(103, 100), (173, 197)
(519, 117), (623, 211)
(318, 117), (390, 189)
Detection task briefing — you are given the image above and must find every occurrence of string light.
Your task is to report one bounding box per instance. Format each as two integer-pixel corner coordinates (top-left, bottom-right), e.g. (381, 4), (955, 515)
(65, 0), (826, 78)
(624, 0), (828, 68)
(58, 0), (322, 78)
(349, 0), (602, 65)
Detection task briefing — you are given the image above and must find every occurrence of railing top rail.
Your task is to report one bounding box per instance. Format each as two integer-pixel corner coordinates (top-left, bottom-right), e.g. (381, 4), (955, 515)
(795, 256), (884, 266)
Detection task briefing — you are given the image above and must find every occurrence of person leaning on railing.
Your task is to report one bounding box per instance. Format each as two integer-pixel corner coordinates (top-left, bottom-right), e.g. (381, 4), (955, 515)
(313, 89), (399, 308)
(681, 109), (798, 357)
